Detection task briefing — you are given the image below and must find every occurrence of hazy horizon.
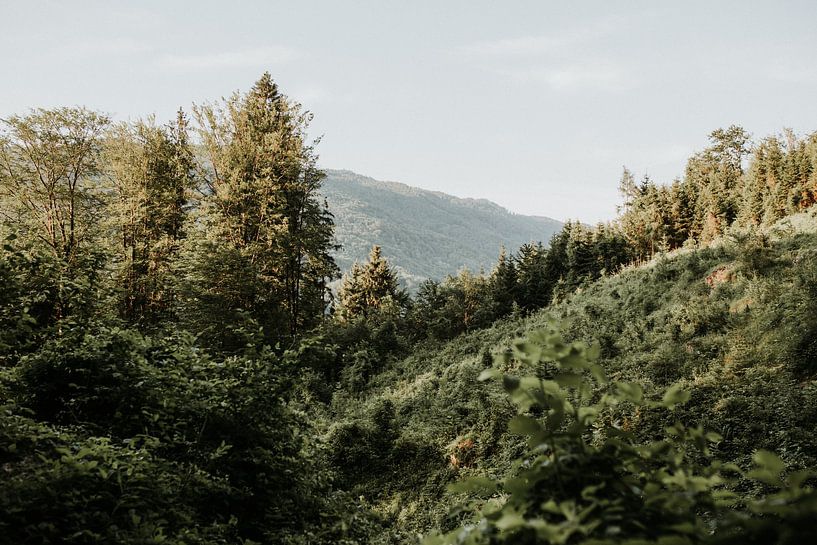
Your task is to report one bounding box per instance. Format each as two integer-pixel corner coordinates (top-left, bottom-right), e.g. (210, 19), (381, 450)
(2, 0), (816, 222)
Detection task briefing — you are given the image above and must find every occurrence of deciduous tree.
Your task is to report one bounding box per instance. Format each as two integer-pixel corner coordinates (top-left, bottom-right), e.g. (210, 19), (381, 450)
(0, 107), (109, 261)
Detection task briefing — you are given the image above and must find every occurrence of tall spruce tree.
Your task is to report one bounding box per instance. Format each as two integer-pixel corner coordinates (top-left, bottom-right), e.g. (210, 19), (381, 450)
(188, 73), (337, 343)
(668, 179), (696, 246)
(590, 222), (632, 276)
(489, 245), (518, 317)
(617, 168), (663, 260)
(687, 126), (750, 241)
(741, 137), (781, 225)
(515, 241), (550, 311)
(806, 133), (817, 208)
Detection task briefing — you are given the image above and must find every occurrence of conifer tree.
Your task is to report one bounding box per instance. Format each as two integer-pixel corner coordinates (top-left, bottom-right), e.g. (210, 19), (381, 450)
(590, 222), (632, 275)
(188, 73), (337, 342)
(687, 126), (750, 241)
(338, 245), (403, 319)
(489, 245), (518, 318)
(741, 137), (779, 225)
(780, 129), (813, 213)
(668, 179), (696, 246)
(515, 241), (550, 311)
(806, 133), (817, 209)
(617, 169), (664, 260)
(564, 223), (595, 287)
(409, 278), (452, 339)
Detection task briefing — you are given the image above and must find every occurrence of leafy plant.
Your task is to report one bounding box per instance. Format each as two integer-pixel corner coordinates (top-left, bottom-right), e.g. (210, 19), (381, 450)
(426, 323), (817, 544)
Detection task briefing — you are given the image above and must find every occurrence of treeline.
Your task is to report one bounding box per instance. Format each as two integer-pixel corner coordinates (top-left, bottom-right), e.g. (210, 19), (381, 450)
(618, 126), (817, 259)
(331, 125), (817, 348)
(408, 222), (631, 338)
(336, 223), (630, 344)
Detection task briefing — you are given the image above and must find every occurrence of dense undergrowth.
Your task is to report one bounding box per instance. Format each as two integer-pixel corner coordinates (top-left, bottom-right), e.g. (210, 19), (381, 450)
(5, 209), (815, 543)
(318, 209), (817, 540)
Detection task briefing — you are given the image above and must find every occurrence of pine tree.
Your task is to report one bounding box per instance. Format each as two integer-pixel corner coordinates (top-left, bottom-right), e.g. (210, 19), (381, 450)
(739, 140), (772, 226)
(780, 129), (813, 213)
(590, 222), (631, 276)
(617, 169), (665, 260)
(409, 279), (451, 339)
(564, 223), (596, 287)
(688, 126), (750, 241)
(668, 179), (696, 246)
(515, 241), (550, 311)
(805, 132), (817, 209)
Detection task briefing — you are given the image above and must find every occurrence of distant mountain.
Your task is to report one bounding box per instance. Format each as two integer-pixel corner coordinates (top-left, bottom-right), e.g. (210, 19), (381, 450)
(320, 170), (562, 289)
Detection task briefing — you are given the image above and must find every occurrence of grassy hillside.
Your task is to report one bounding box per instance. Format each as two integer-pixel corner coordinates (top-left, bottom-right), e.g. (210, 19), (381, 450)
(321, 170), (562, 289)
(321, 207), (817, 538)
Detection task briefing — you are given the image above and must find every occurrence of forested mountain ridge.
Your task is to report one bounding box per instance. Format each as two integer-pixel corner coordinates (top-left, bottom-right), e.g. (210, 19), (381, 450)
(321, 169), (562, 288)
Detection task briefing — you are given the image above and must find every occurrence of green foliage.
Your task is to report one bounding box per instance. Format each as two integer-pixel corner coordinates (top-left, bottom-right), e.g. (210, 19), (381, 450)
(403, 222), (632, 344)
(3, 86), (817, 545)
(427, 325), (817, 545)
(338, 245), (407, 319)
(2, 326), (332, 543)
(105, 111), (196, 326)
(190, 72), (338, 341)
(319, 211), (817, 540)
(0, 235), (51, 358)
(0, 107), (110, 262)
(0, 407), (236, 544)
(0, 234), (108, 359)
(619, 126), (817, 257)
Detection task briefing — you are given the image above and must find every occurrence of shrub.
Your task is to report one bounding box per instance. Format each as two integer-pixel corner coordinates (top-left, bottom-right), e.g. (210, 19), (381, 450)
(5, 327), (326, 544)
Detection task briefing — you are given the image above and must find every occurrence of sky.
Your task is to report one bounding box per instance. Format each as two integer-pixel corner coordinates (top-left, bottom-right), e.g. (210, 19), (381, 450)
(2, 1), (816, 223)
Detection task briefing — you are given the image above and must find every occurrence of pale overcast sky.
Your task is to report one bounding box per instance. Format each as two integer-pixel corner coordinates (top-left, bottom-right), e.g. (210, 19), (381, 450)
(2, 1), (816, 222)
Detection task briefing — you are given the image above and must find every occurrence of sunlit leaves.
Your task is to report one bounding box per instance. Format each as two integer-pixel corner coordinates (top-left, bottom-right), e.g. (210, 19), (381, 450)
(661, 383), (691, 410)
(447, 476), (497, 496)
(747, 449), (786, 486)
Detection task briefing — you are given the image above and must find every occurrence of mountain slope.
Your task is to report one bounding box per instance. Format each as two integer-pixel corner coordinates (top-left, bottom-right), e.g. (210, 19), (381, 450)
(323, 207), (817, 535)
(320, 170), (562, 288)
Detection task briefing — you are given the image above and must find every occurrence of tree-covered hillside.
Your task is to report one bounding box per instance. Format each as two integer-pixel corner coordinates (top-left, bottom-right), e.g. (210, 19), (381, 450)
(2, 74), (817, 544)
(321, 208), (817, 539)
(321, 170), (562, 289)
